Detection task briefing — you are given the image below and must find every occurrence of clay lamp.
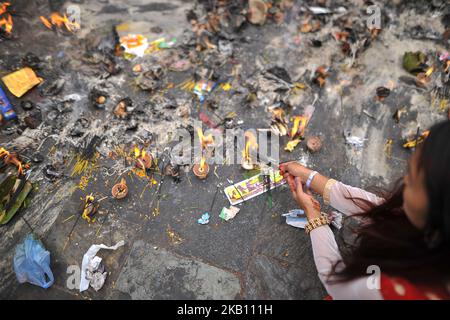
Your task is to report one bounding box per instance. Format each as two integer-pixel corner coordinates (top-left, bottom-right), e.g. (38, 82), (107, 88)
(306, 136), (322, 153)
(134, 148), (152, 170)
(96, 95), (106, 107)
(192, 156), (209, 180)
(112, 178), (128, 199)
(241, 158), (255, 170)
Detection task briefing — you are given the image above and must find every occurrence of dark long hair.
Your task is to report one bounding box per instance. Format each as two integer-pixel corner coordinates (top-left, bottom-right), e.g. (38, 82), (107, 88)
(331, 120), (450, 286)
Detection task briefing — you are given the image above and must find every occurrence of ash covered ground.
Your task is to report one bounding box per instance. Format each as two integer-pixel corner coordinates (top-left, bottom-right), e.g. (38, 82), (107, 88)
(0, 0), (449, 299)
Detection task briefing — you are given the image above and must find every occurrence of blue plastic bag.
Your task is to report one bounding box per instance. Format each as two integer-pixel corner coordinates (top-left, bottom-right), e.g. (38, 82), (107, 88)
(13, 234), (54, 288)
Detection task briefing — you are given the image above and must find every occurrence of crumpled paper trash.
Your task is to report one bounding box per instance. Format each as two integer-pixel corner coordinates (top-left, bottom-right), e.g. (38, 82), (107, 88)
(197, 212), (210, 225)
(79, 240), (125, 292)
(219, 206), (240, 221)
(283, 209), (343, 229)
(402, 51), (427, 75)
(1, 67), (42, 97)
(283, 209), (308, 228)
(345, 135), (366, 148)
(85, 256), (107, 291)
(119, 34), (149, 58)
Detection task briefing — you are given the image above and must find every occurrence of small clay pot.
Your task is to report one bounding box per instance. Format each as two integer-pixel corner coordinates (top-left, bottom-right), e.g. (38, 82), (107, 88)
(306, 136), (322, 153)
(241, 159), (255, 170)
(135, 153), (152, 169)
(112, 182), (128, 199)
(96, 96), (106, 105)
(192, 163), (209, 180)
(248, 0), (268, 25)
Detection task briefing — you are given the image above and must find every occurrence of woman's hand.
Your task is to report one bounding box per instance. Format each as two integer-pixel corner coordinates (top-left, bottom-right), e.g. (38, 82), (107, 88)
(280, 161), (329, 200)
(279, 161), (312, 181)
(285, 174), (322, 220)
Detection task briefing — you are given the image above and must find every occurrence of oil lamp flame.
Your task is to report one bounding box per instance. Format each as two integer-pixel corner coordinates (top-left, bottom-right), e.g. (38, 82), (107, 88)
(197, 127), (214, 149)
(0, 147), (25, 176)
(0, 2), (13, 34)
(242, 131), (258, 162)
(199, 155), (206, 171)
(290, 116), (307, 139)
(40, 12), (80, 32)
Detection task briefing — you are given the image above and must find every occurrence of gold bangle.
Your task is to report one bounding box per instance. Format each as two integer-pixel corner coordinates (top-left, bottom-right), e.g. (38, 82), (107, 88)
(305, 215), (330, 234)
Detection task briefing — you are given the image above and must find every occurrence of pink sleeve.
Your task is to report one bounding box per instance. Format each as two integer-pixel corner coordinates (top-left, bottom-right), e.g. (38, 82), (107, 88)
(309, 225), (383, 300)
(323, 179), (385, 216)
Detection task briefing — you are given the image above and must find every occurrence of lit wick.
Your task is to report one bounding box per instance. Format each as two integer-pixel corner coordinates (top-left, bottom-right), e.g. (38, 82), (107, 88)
(241, 131), (258, 170)
(134, 148), (152, 169)
(193, 157), (209, 180)
(112, 178), (128, 199)
(241, 158), (255, 170)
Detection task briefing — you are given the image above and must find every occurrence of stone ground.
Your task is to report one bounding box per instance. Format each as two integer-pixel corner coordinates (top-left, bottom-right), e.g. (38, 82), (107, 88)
(0, 0), (448, 299)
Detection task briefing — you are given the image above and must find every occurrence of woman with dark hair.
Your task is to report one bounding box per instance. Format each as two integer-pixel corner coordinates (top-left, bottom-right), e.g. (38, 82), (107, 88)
(279, 120), (450, 300)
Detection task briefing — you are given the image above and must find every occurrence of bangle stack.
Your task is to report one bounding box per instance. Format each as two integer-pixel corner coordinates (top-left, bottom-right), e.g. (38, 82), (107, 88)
(305, 215), (330, 234)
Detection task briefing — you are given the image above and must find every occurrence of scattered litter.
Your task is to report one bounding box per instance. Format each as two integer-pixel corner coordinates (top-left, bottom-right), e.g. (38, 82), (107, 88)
(166, 225), (183, 245)
(119, 34), (149, 58)
(403, 51), (427, 75)
(308, 6), (333, 15)
(0, 86), (16, 120)
(376, 86), (391, 101)
(85, 256), (107, 291)
(312, 66), (329, 87)
(219, 206), (240, 221)
(14, 234), (54, 289)
(197, 212), (210, 225)
(1, 0), (448, 299)
(40, 78), (65, 97)
(20, 100), (34, 111)
(156, 37), (177, 49)
(114, 98), (131, 119)
(283, 209), (308, 229)
(193, 79), (216, 102)
(345, 134), (367, 148)
(393, 106), (407, 123)
(80, 240), (125, 292)
(1, 67), (42, 97)
(283, 210), (342, 229)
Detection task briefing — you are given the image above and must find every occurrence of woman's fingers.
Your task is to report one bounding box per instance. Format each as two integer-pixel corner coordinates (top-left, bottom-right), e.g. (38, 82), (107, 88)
(294, 177), (305, 196)
(279, 161), (294, 175)
(286, 175), (296, 193)
(284, 175), (298, 201)
(282, 162), (308, 178)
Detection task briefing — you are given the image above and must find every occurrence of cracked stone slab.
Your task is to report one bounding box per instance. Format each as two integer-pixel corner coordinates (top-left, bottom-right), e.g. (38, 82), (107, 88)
(113, 240), (241, 299)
